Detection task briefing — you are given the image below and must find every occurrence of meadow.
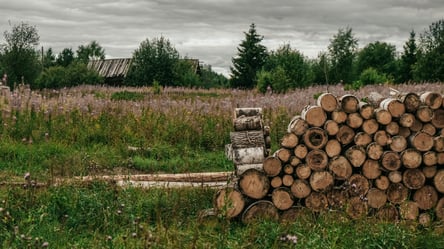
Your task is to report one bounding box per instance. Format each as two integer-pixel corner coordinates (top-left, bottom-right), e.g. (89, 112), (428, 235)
(1, 82), (444, 248)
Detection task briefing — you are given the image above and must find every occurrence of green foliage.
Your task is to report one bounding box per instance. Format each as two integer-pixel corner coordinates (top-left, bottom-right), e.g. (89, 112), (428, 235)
(328, 27), (358, 84)
(199, 66), (229, 88)
(110, 91), (145, 101)
(230, 23), (268, 88)
(356, 41), (397, 79)
(152, 80), (162, 94)
(76, 40), (105, 64)
(42, 47), (56, 68)
(310, 52), (330, 84)
(359, 67), (388, 85)
(399, 30), (417, 83)
(56, 48), (75, 67)
(173, 59), (201, 87)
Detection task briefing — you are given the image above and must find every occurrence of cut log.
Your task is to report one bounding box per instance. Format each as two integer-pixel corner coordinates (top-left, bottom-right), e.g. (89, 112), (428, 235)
(232, 147), (265, 165)
(373, 130), (391, 146)
(305, 192), (328, 212)
(295, 164), (311, 180)
(423, 151), (438, 166)
(359, 102), (374, 120)
(234, 107), (262, 118)
(420, 91), (443, 109)
(303, 127), (328, 150)
(366, 142), (384, 160)
(375, 175), (390, 191)
(283, 164), (294, 175)
(376, 204), (399, 222)
(380, 151), (401, 171)
(263, 157), (282, 177)
(403, 168), (426, 190)
(317, 92), (338, 112)
(422, 165), (437, 179)
(236, 164), (264, 176)
(274, 148), (292, 163)
(387, 182), (409, 204)
(362, 159), (381, 180)
(325, 139), (342, 158)
(328, 155), (353, 180)
(301, 105), (327, 127)
(272, 187), (294, 211)
(348, 174), (370, 197)
(366, 188), (387, 209)
(294, 144), (308, 159)
(409, 131), (434, 152)
(241, 200), (279, 224)
(416, 106), (433, 123)
(326, 189), (348, 209)
(398, 126), (411, 138)
(331, 110), (347, 124)
(368, 91), (385, 107)
(214, 187), (246, 218)
(418, 213), (432, 227)
(385, 121), (400, 136)
(435, 197), (444, 221)
(399, 113), (415, 128)
(433, 170), (444, 193)
(375, 108), (392, 125)
(400, 148), (422, 169)
(380, 98), (405, 118)
(238, 169), (270, 199)
(361, 119), (379, 135)
(345, 145), (366, 167)
(291, 179), (312, 199)
(289, 156), (301, 167)
(439, 152), (444, 165)
(336, 125), (355, 145)
(432, 109), (444, 129)
(354, 132), (372, 147)
(287, 116), (309, 136)
(233, 115), (262, 131)
(230, 131), (265, 148)
(282, 174), (294, 187)
(270, 176), (283, 189)
(346, 112), (363, 129)
(409, 117), (423, 132)
(340, 94), (359, 113)
(388, 171), (403, 183)
(422, 123), (436, 136)
(324, 120), (339, 136)
(306, 149), (328, 171)
(280, 132), (299, 149)
(309, 171), (334, 192)
(400, 92), (420, 113)
(346, 196), (368, 219)
(399, 201), (419, 221)
(413, 185), (438, 210)
(389, 135), (407, 152)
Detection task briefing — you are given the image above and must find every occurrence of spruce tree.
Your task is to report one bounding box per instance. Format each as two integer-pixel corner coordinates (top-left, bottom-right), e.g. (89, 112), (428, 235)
(399, 30), (417, 83)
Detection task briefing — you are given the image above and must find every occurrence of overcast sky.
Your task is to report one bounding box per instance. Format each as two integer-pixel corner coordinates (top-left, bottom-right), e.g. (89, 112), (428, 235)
(1, 0), (443, 76)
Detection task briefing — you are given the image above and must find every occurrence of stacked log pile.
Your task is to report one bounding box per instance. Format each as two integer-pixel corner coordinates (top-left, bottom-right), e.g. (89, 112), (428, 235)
(216, 91), (444, 225)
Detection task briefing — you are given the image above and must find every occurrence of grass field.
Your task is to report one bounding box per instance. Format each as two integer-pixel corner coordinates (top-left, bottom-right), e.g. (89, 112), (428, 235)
(1, 83), (444, 248)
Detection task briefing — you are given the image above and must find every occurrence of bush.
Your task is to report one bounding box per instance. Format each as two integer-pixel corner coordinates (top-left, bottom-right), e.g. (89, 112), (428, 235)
(359, 67), (388, 85)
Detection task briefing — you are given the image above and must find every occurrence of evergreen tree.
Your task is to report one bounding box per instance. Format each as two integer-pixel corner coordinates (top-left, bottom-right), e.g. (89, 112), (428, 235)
(356, 41), (397, 81)
(399, 30), (417, 83)
(230, 23), (267, 88)
(328, 27), (358, 84)
(56, 48), (75, 67)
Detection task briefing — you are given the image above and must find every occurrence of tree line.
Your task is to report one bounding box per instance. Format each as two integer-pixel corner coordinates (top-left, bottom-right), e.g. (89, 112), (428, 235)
(0, 19), (443, 90)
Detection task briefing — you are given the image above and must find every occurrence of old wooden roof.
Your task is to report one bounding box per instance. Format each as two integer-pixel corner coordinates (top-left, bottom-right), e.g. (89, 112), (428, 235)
(87, 58), (132, 78)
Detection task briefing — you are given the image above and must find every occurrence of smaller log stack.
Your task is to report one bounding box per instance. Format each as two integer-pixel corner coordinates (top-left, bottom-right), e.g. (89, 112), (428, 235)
(215, 91), (444, 225)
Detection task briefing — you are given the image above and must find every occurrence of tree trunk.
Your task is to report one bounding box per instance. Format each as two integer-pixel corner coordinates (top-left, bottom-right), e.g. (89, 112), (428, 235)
(287, 116), (308, 136)
(348, 174), (370, 197)
(230, 131), (265, 148)
(420, 91), (443, 109)
(272, 187), (294, 210)
(233, 115), (262, 131)
(294, 144), (308, 159)
(381, 151), (401, 171)
(280, 132), (299, 149)
(291, 179), (312, 199)
(241, 200), (279, 224)
(366, 142), (384, 160)
(340, 94), (359, 113)
(329, 155), (353, 180)
(359, 101), (374, 120)
(214, 187), (246, 218)
(301, 105), (327, 127)
(400, 148), (422, 169)
(324, 120), (339, 136)
(346, 196), (368, 219)
(325, 139), (342, 158)
(306, 149), (328, 171)
(238, 169), (270, 199)
(331, 110), (347, 124)
(345, 145), (366, 167)
(399, 201), (419, 221)
(380, 98), (405, 118)
(366, 188), (387, 209)
(309, 171), (334, 192)
(263, 156), (282, 177)
(403, 168), (426, 190)
(389, 135), (407, 152)
(413, 185), (438, 210)
(409, 131), (434, 152)
(336, 125), (355, 145)
(317, 92), (338, 112)
(346, 112), (363, 129)
(387, 182), (409, 204)
(362, 159), (381, 180)
(232, 147), (265, 165)
(400, 92), (420, 113)
(361, 119), (379, 135)
(295, 164), (311, 180)
(305, 192), (328, 212)
(375, 175), (390, 191)
(303, 127), (328, 150)
(375, 108), (392, 125)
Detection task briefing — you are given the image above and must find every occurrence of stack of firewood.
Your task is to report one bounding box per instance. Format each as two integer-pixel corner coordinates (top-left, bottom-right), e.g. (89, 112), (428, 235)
(216, 91), (444, 225)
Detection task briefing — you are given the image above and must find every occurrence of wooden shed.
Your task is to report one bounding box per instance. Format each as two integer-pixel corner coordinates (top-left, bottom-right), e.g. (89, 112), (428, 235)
(87, 58), (132, 85)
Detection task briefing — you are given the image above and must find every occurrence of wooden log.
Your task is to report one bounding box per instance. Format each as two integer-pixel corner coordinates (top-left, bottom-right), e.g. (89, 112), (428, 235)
(295, 164), (311, 180)
(340, 94), (359, 113)
(387, 182), (409, 204)
(375, 108), (392, 125)
(331, 110), (347, 124)
(346, 112), (363, 129)
(400, 148), (422, 169)
(283, 164), (294, 175)
(413, 185), (438, 210)
(385, 121), (400, 136)
(346, 196), (368, 219)
(423, 151), (438, 166)
(270, 176), (283, 188)
(336, 125), (355, 145)
(399, 201), (419, 221)
(326, 189), (348, 209)
(400, 92), (420, 113)
(416, 105), (433, 123)
(359, 101), (374, 120)
(289, 156), (301, 167)
(380, 98), (405, 118)
(432, 109), (444, 129)
(309, 171), (334, 192)
(366, 142), (384, 160)
(368, 91), (385, 107)
(282, 174), (294, 187)
(420, 91), (443, 110)
(230, 131), (265, 148)
(398, 126), (411, 138)
(376, 204), (399, 222)
(389, 135), (407, 152)
(317, 92), (338, 112)
(409, 117), (423, 132)
(233, 115), (262, 131)
(241, 200), (279, 224)
(328, 155), (353, 180)
(348, 174), (370, 197)
(388, 171), (403, 183)
(403, 168), (426, 190)
(418, 213), (432, 227)
(280, 206), (312, 223)
(263, 157), (282, 177)
(399, 113), (415, 128)
(306, 149), (328, 171)
(287, 116), (309, 136)
(263, 125), (271, 136)
(239, 169), (270, 199)
(409, 131), (434, 152)
(305, 192), (328, 212)
(354, 132), (372, 147)
(325, 139), (342, 158)
(380, 151), (401, 171)
(361, 119), (379, 135)
(303, 127), (328, 150)
(422, 123), (436, 136)
(274, 148), (292, 163)
(366, 188), (387, 209)
(345, 145), (366, 167)
(362, 159), (381, 180)
(294, 144), (308, 159)
(301, 105), (327, 127)
(235, 164), (263, 176)
(324, 120), (339, 136)
(272, 187), (294, 211)
(439, 152), (444, 165)
(291, 179), (312, 199)
(435, 197), (444, 221)
(232, 147), (265, 165)
(375, 175), (390, 191)
(422, 165), (437, 179)
(280, 132), (299, 149)
(433, 170), (444, 193)
(214, 187), (246, 218)
(234, 107), (262, 118)
(373, 130), (391, 146)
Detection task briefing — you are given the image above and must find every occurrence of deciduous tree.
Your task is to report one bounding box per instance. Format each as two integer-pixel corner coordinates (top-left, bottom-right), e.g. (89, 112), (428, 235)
(398, 31), (417, 83)
(328, 27), (358, 84)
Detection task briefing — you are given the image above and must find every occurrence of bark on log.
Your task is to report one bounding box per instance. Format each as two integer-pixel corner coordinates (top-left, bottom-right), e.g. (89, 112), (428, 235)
(317, 92), (338, 112)
(274, 148), (292, 163)
(420, 91), (443, 110)
(295, 164), (311, 180)
(301, 105), (327, 127)
(361, 119), (379, 135)
(287, 116), (308, 136)
(272, 187), (294, 210)
(346, 112), (363, 129)
(416, 106), (433, 123)
(387, 182), (409, 204)
(432, 109), (444, 129)
(280, 132), (299, 149)
(331, 110), (347, 124)
(388, 171), (403, 183)
(263, 157), (282, 177)
(385, 121), (400, 136)
(366, 188), (387, 209)
(389, 135), (407, 152)
(230, 131), (265, 149)
(241, 200), (279, 224)
(233, 115), (262, 131)
(368, 91), (385, 107)
(345, 145), (366, 167)
(306, 149), (328, 171)
(380, 98), (405, 118)
(336, 125), (355, 145)
(214, 187), (246, 218)
(403, 168), (426, 190)
(400, 148), (422, 169)
(340, 94), (359, 113)
(433, 170), (444, 193)
(346, 196), (368, 219)
(324, 120), (339, 136)
(375, 108), (392, 125)
(348, 174), (370, 197)
(303, 127), (328, 150)
(375, 175), (390, 191)
(366, 142), (384, 160)
(328, 155), (353, 180)
(232, 147), (265, 165)
(305, 192), (328, 212)
(354, 132), (372, 147)
(325, 139), (342, 158)
(291, 179), (312, 199)
(234, 107), (263, 118)
(399, 201), (419, 221)
(381, 151), (401, 171)
(236, 164), (263, 176)
(294, 144), (308, 159)
(413, 185), (438, 210)
(362, 159), (381, 180)
(310, 171), (334, 192)
(239, 169), (270, 199)
(359, 102), (374, 120)
(400, 92), (420, 113)
(409, 131), (434, 152)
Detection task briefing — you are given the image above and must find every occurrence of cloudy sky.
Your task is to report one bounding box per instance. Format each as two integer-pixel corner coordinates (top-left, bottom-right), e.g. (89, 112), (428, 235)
(1, 0), (443, 76)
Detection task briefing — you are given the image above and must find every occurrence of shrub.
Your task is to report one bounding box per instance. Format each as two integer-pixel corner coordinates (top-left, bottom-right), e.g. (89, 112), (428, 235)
(359, 67), (388, 85)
